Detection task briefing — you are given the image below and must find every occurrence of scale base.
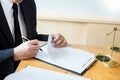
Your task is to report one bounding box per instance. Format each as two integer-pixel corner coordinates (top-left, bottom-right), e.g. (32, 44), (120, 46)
(105, 60), (119, 68)
(96, 54), (119, 68)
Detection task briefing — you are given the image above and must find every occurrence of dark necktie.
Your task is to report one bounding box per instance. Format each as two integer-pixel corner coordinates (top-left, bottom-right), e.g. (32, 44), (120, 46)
(12, 3), (22, 47)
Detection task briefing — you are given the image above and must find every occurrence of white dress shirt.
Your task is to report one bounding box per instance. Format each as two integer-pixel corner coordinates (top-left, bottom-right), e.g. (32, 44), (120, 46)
(0, 0), (27, 40)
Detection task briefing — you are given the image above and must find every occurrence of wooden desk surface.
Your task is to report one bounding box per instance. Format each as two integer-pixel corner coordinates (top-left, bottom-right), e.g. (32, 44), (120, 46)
(16, 44), (120, 80)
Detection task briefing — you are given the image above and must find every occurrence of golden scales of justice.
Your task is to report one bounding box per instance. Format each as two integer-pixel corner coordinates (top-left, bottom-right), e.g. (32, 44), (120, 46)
(96, 26), (120, 68)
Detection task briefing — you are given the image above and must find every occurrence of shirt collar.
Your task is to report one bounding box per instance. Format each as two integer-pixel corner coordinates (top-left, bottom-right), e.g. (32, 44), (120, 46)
(1, 0), (13, 12)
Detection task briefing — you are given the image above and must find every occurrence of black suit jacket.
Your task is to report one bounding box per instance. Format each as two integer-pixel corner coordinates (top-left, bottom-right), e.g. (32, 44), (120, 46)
(0, 0), (48, 79)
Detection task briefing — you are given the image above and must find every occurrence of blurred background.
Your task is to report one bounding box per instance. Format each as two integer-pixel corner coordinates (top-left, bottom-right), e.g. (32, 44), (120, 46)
(34, 0), (120, 47)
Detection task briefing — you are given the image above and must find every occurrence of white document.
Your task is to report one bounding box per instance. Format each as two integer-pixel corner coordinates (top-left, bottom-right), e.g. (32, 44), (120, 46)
(4, 66), (90, 80)
(35, 35), (96, 75)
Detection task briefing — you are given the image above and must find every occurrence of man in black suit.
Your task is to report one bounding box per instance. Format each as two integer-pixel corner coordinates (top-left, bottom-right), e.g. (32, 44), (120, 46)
(0, 0), (67, 79)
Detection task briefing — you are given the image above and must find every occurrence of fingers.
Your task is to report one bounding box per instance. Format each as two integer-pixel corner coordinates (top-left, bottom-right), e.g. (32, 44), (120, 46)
(14, 33), (68, 61)
(25, 40), (39, 57)
(59, 39), (67, 47)
(54, 39), (67, 48)
(52, 33), (62, 43)
(52, 33), (68, 48)
(27, 40), (39, 53)
(29, 40), (39, 50)
(14, 39), (40, 61)
(29, 39), (39, 45)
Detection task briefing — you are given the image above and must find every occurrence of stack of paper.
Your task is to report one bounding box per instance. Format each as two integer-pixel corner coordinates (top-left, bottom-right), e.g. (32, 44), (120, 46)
(4, 66), (90, 80)
(35, 35), (96, 75)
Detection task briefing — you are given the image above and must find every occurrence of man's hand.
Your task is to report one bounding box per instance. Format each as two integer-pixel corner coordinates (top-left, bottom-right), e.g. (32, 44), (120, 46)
(52, 33), (68, 48)
(14, 40), (39, 61)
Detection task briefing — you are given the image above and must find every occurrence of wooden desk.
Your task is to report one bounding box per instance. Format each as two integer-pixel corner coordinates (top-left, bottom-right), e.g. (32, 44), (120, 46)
(16, 44), (120, 80)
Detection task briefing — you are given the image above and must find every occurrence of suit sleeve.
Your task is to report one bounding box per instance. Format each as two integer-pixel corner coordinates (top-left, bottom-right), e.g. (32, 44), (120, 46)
(0, 48), (15, 79)
(0, 48), (14, 63)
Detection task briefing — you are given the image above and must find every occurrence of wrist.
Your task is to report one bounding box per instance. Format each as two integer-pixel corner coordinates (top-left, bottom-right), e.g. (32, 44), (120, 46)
(14, 48), (20, 61)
